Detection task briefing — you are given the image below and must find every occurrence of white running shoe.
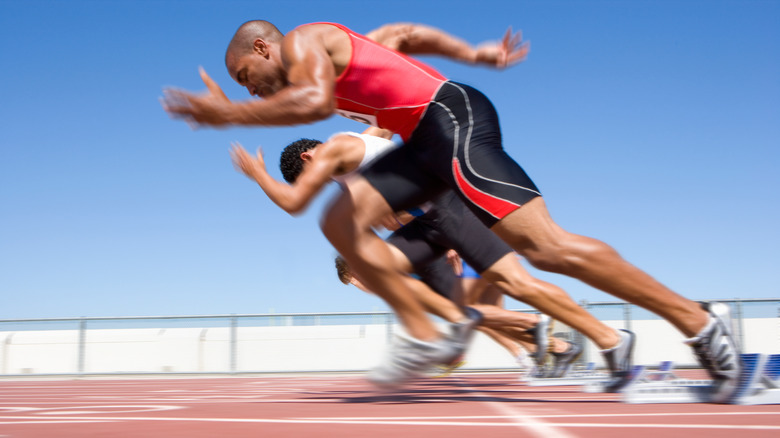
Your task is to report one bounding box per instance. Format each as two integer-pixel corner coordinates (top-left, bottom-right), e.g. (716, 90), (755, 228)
(516, 349), (539, 381)
(601, 329), (635, 392)
(450, 307), (483, 349)
(529, 314), (552, 367)
(367, 333), (464, 389)
(551, 342), (583, 378)
(685, 301), (743, 403)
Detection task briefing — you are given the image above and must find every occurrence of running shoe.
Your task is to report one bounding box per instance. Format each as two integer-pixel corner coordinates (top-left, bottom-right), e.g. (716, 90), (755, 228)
(528, 314), (552, 367)
(432, 355), (467, 378)
(367, 333), (464, 388)
(516, 349), (539, 381)
(550, 341), (584, 378)
(601, 329), (635, 392)
(450, 306), (483, 349)
(685, 301), (743, 403)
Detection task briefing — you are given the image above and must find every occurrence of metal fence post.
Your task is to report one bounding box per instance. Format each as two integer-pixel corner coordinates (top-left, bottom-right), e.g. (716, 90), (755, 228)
(735, 298), (744, 349)
(77, 318), (86, 374)
(623, 303), (632, 332)
(385, 313), (393, 344)
(579, 300), (589, 366)
(230, 315), (238, 374)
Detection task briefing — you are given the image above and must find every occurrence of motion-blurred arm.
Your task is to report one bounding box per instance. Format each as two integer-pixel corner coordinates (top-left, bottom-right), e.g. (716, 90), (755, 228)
(366, 23), (529, 69)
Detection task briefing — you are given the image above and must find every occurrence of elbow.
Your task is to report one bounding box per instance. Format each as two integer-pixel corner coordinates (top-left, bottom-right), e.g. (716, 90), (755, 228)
(296, 88), (335, 123)
(308, 94), (335, 122)
(286, 205), (306, 216)
(281, 198), (308, 216)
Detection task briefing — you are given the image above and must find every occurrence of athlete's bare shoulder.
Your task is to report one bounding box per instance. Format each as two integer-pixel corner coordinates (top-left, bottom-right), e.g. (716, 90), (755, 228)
(285, 23), (352, 73)
(320, 133), (366, 176)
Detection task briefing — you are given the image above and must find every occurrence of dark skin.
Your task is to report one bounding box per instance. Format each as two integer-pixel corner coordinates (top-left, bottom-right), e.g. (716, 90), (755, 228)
(183, 22), (527, 342)
(162, 23), (528, 128)
(172, 25), (340, 126)
(229, 127), (391, 215)
(163, 21), (721, 388)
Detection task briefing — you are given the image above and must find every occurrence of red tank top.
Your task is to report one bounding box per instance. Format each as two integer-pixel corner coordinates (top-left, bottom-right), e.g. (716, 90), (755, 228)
(303, 22), (448, 141)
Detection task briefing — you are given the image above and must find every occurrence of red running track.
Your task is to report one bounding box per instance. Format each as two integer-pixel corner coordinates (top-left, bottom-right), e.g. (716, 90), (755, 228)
(0, 372), (778, 438)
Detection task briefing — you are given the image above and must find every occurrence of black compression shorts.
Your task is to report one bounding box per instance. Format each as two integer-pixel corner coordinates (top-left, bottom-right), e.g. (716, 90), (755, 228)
(386, 191), (513, 282)
(411, 255), (457, 299)
(361, 81), (541, 227)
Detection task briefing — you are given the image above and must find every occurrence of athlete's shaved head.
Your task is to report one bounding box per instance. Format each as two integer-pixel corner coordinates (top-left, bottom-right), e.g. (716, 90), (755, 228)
(226, 20), (284, 62)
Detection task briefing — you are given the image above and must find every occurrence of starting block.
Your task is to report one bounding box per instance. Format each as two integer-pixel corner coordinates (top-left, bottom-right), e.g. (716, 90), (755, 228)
(526, 362), (609, 387)
(582, 364), (647, 393)
(622, 353), (780, 405)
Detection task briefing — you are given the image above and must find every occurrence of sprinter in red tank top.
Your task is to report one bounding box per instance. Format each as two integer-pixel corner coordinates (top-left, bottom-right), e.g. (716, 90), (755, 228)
(163, 21), (742, 399)
(324, 22), (446, 141)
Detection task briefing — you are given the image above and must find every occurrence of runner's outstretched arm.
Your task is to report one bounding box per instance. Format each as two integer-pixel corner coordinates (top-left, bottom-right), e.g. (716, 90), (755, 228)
(230, 139), (342, 214)
(163, 26), (337, 127)
(366, 23), (529, 68)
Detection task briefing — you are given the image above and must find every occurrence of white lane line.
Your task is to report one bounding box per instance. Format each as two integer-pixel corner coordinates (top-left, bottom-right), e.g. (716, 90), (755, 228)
(0, 405), (182, 415)
(301, 411), (780, 420)
(0, 398), (345, 405)
(0, 420), (117, 424)
(451, 377), (577, 438)
(0, 416), (778, 430)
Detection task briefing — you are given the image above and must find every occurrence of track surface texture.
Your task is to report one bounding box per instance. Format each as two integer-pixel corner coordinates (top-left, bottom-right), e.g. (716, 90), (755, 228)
(1, 372), (779, 437)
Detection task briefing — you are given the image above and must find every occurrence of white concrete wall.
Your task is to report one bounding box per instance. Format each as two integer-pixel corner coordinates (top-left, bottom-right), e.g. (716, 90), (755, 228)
(1, 318), (777, 375)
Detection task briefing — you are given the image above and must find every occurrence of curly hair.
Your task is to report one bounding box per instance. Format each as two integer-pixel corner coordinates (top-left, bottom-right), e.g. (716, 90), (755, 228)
(279, 138), (322, 183)
(334, 256), (352, 285)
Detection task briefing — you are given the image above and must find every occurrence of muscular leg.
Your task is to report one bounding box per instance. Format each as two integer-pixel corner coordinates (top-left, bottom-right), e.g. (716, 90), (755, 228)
(480, 253), (621, 349)
(492, 197), (708, 337)
(461, 276), (490, 305)
(476, 281), (572, 354)
(471, 304), (539, 330)
(387, 245), (465, 323)
(321, 178), (439, 341)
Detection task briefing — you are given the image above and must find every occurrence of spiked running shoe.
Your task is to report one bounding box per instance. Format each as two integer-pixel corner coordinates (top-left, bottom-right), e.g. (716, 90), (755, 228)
(367, 333), (464, 389)
(550, 342), (584, 378)
(528, 314), (552, 368)
(601, 329), (635, 392)
(685, 301), (743, 403)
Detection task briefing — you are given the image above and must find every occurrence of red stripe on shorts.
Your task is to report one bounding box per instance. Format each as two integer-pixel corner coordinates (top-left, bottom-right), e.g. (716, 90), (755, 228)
(452, 158), (519, 220)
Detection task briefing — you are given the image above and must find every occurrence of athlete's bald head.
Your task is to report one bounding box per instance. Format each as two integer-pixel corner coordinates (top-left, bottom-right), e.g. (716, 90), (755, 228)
(226, 20), (283, 62)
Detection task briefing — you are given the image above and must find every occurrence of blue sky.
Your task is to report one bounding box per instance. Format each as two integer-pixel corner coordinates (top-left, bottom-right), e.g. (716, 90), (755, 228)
(1, 0), (778, 319)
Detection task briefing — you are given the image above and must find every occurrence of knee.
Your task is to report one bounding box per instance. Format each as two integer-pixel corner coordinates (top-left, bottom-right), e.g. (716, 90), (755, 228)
(320, 197), (363, 247)
(522, 245), (571, 274)
(320, 202), (346, 241)
(486, 269), (535, 302)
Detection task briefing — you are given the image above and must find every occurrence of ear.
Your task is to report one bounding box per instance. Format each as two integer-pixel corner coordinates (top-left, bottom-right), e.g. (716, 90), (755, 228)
(300, 151), (313, 162)
(253, 38), (269, 57)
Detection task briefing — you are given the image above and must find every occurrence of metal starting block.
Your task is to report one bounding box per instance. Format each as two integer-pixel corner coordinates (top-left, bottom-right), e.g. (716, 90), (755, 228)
(622, 353), (780, 405)
(582, 364), (646, 393)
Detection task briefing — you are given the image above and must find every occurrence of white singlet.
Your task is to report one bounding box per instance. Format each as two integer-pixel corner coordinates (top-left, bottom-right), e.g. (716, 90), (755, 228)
(330, 132), (398, 185)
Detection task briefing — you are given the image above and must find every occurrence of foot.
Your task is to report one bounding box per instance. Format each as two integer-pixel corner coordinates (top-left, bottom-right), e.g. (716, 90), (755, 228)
(367, 334), (464, 389)
(550, 342), (584, 378)
(432, 354), (466, 378)
(450, 307), (483, 349)
(516, 351), (539, 380)
(528, 314), (552, 368)
(685, 302), (743, 403)
(601, 329), (635, 392)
